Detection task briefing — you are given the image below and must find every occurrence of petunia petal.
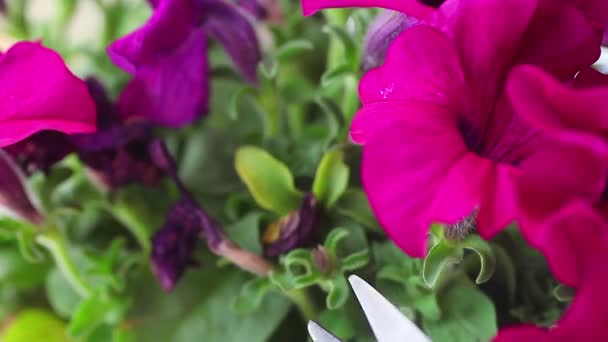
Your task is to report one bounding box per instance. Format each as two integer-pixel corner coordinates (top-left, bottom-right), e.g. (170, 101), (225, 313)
(118, 29), (209, 127)
(202, 0), (261, 83)
(360, 102), (473, 257)
(508, 65), (608, 140)
(435, 0), (538, 120)
(0, 42), (96, 147)
(107, 0), (198, 73)
(353, 25), (465, 144)
(301, 0), (436, 19)
(516, 0), (601, 80)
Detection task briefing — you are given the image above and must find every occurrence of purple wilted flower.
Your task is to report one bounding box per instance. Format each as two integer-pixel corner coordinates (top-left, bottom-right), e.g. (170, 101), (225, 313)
(5, 78), (162, 189)
(108, 0), (261, 128)
(263, 193), (320, 257)
(149, 140), (226, 290)
(362, 10), (414, 72)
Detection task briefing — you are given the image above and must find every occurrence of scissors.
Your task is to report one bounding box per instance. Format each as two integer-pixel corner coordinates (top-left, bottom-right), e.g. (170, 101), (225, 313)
(307, 275), (431, 342)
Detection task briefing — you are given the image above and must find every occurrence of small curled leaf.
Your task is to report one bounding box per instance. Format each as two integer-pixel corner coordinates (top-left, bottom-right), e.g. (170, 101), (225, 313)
(461, 235), (496, 284)
(422, 242), (463, 289)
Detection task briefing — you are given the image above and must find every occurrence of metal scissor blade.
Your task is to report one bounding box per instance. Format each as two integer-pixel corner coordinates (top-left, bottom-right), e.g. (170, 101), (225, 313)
(348, 275), (431, 342)
(307, 321), (341, 342)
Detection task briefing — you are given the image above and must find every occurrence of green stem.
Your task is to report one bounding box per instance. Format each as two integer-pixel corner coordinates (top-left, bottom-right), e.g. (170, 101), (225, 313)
(106, 204), (151, 255)
(36, 230), (93, 298)
(285, 288), (319, 321)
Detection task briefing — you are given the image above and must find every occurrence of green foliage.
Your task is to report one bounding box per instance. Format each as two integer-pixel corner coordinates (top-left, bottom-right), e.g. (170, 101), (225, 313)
(0, 2), (568, 340)
(1, 309), (69, 342)
(235, 146), (303, 215)
(312, 149), (350, 208)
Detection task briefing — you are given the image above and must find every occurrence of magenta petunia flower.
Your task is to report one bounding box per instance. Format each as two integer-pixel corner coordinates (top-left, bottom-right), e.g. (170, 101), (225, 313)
(0, 42), (96, 147)
(305, 0), (604, 257)
(108, 0), (261, 128)
(493, 203), (608, 341)
(506, 64), (608, 287)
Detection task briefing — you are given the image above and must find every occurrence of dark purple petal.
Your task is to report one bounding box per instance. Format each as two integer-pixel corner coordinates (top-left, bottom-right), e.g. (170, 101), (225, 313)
(264, 193), (319, 257)
(0, 151), (43, 224)
(151, 198), (203, 291)
(238, 0), (267, 19)
(150, 140), (227, 290)
(74, 124), (161, 188)
(108, 0), (199, 73)
(362, 10), (415, 72)
(0, 0), (6, 14)
(118, 29), (209, 128)
(202, 0), (261, 83)
(85, 77), (119, 129)
(4, 131), (74, 174)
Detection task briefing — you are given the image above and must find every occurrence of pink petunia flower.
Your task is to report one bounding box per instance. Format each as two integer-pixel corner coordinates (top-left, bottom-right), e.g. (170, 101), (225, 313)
(494, 203), (608, 341)
(303, 0), (605, 257)
(0, 41), (96, 147)
(506, 64), (608, 287)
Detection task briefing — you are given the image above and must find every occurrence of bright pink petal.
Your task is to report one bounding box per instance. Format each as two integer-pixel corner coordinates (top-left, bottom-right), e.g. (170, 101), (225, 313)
(361, 102), (478, 257)
(576, 0), (608, 27)
(301, 0), (436, 19)
(353, 25), (465, 144)
(574, 66), (608, 89)
(477, 164), (520, 239)
(508, 65), (608, 138)
(118, 29), (209, 128)
(493, 326), (551, 342)
(0, 42), (96, 148)
(516, 0), (601, 80)
(435, 0), (538, 119)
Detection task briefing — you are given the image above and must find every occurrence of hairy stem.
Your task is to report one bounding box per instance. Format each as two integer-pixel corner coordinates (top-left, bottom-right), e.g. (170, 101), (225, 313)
(36, 230), (92, 298)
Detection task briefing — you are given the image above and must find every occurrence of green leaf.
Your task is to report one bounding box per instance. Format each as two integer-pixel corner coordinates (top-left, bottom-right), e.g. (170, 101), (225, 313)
(46, 269), (80, 318)
(318, 308), (355, 340)
(68, 293), (127, 338)
(322, 25), (357, 67)
(274, 39), (314, 61)
(413, 294), (441, 322)
(258, 55), (278, 80)
(312, 149), (350, 208)
(422, 242), (463, 288)
(340, 249), (369, 271)
(2, 309), (69, 342)
(224, 212), (265, 255)
(0, 245), (49, 289)
(171, 271), (290, 342)
(461, 235), (496, 284)
(227, 86), (256, 120)
(325, 276), (350, 309)
(422, 278), (497, 342)
(233, 277), (273, 313)
(323, 228), (349, 258)
(235, 146), (303, 215)
(321, 64), (355, 88)
(334, 189), (380, 230)
(16, 229), (44, 263)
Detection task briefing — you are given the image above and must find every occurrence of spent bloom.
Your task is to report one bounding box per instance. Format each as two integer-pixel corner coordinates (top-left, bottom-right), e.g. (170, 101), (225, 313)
(303, 0), (605, 257)
(6, 78), (163, 189)
(108, 0), (261, 128)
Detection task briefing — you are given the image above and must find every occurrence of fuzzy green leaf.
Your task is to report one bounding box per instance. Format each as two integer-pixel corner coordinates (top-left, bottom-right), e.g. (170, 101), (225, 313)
(235, 146), (303, 215)
(313, 149), (350, 208)
(461, 235), (496, 284)
(422, 242), (463, 289)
